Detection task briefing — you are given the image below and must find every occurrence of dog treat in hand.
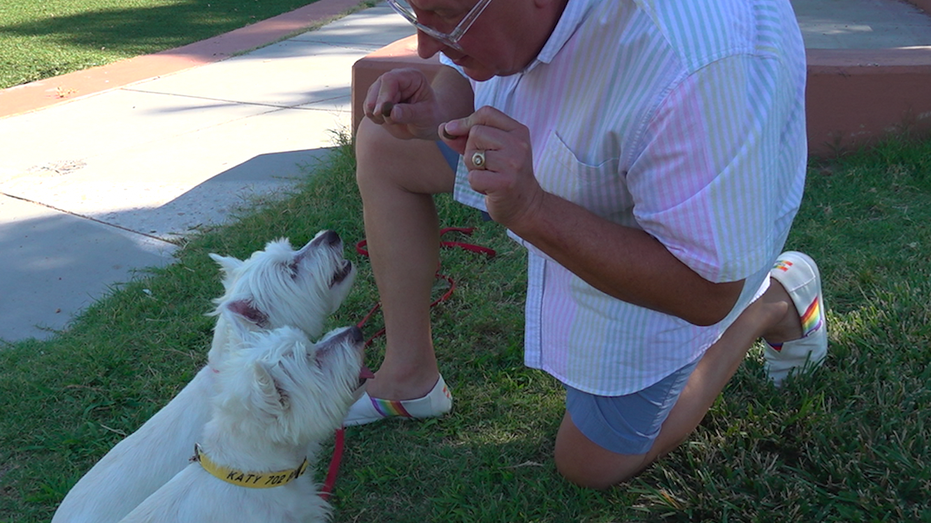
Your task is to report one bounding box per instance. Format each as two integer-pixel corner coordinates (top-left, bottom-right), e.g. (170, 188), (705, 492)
(381, 102), (394, 118)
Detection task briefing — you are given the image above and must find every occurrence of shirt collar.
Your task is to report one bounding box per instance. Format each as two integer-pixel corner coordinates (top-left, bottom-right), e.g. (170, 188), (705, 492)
(523, 0), (597, 73)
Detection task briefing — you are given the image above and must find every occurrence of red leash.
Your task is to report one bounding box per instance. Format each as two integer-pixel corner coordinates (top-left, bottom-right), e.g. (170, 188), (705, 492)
(319, 427), (344, 500)
(318, 227), (495, 500)
(353, 227), (496, 348)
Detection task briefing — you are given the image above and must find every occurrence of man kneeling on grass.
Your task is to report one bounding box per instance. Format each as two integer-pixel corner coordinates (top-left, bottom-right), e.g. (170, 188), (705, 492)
(345, 0), (828, 489)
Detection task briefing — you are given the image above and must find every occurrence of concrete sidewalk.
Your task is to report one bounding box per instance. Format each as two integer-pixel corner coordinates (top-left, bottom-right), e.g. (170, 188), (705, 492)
(1, 0), (929, 343)
(0, 1), (414, 342)
(795, 0), (931, 48)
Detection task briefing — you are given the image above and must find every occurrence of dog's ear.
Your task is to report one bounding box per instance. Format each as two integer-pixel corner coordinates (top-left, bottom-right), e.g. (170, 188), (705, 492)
(218, 303), (253, 343)
(209, 253), (244, 288)
(251, 360), (289, 415)
(218, 301), (269, 344)
(224, 299), (270, 329)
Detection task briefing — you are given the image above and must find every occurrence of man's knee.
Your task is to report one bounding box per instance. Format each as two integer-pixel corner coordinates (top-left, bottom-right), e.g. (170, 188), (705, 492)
(355, 118), (398, 185)
(553, 412), (649, 490)
(354, 119), (455, 196)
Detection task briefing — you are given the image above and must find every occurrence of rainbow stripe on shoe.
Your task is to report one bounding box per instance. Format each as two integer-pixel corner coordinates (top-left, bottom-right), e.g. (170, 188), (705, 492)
(370, 398), (413, 418)
(772, 259), (794, 273)
(800, 296), (823, 337)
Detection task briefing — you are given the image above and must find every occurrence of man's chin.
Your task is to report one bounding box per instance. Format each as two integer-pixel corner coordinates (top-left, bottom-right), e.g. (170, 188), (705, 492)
(443, 54), (495, 81)
(459, 63), (498, 82)
(464, 69), (495, 82)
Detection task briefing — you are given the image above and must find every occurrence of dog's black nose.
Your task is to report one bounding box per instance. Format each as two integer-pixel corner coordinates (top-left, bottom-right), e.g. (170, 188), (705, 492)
(349, 326), (364, 343)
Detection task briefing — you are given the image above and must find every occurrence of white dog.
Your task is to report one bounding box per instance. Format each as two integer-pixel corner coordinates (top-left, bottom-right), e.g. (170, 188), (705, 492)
(118, 319), (367, 522)
(53, 230), (356, 523)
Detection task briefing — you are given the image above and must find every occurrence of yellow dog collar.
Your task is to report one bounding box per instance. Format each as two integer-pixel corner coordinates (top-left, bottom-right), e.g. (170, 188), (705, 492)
(193, 444), (309, 489)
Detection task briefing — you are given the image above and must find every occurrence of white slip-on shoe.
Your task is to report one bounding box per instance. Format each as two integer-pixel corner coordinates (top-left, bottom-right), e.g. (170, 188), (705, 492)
(764, 251), (828, 387)
(343, 375), (453, 427)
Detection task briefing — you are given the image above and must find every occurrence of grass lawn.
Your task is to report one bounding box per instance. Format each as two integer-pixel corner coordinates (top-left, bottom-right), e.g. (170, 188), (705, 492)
(0, 0), (343, 90)
(2, 133), (931, 522)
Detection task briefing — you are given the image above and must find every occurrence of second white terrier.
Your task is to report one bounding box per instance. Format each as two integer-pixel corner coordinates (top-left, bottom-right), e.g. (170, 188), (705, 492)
(53, 230), (356, 523)
(118, 319), (367, 522)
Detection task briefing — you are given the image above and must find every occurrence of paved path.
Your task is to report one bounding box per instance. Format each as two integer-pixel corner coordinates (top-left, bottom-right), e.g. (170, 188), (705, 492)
(0, 1), (413, 342)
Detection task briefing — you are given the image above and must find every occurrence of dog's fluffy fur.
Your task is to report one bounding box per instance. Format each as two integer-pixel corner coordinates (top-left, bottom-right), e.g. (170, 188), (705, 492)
(118, 319), (366, 522)
(52, 231), (356, 523)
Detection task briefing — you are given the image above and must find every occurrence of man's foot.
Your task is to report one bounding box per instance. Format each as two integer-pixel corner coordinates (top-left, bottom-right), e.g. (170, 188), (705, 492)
(764, 251), (828, 387)
(343, 375), (453, 426)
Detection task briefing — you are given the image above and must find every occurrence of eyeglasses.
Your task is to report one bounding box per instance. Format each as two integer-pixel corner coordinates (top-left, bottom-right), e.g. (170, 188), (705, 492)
(386, 0), (493, 51)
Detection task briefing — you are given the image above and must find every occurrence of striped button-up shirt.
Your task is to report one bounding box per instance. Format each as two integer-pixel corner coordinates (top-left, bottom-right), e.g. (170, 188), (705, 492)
(444, 0), (807, 395)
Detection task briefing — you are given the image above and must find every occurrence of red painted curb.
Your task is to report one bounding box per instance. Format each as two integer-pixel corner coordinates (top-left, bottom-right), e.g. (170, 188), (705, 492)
(0, 0), (364, 120)
(806, 48), (931, 156)
(906, 0), (931, 14)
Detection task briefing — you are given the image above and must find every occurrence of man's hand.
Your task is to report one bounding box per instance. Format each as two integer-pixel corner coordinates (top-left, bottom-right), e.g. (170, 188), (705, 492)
(363, 67), (446, 140)
(440, 106), (545, 229)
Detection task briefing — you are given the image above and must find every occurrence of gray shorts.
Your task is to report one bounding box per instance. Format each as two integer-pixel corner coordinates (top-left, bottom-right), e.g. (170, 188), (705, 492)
(565, 358), (699, 455)
(437, 140), (460, 171)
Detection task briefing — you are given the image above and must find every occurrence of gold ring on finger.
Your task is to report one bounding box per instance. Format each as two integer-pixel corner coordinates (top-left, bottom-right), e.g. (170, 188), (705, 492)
(471, 150), (486, 170)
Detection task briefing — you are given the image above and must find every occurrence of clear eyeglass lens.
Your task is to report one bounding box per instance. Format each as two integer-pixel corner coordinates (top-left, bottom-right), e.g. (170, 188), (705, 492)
(388, 0), (489, 50)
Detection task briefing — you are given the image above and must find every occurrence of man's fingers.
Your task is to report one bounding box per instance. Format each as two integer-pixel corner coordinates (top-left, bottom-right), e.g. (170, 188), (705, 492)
(443, 106), (519, 136)
(381, 102), (395, 118)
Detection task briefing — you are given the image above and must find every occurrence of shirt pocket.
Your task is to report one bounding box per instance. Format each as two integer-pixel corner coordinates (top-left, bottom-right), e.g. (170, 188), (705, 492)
(534, 131), (630, 222)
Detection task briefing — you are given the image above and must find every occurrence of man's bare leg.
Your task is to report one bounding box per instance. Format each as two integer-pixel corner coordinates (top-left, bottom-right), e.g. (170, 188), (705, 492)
(555, 280), (804, 489)
(355, 118), (456, 401)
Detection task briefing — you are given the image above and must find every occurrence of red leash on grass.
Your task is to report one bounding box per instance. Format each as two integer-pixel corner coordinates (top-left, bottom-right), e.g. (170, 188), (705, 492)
(318, 227), (495, 500)
(319, 427), (345, 500)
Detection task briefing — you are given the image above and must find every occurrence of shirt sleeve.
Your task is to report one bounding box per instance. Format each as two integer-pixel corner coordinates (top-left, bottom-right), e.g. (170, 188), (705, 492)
(626, 52), (805, 283)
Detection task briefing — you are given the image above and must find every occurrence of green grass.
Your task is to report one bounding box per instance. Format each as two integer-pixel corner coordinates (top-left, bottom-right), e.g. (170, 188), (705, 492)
(0, 0), (364, 90)
(2, 133), (931, 522)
